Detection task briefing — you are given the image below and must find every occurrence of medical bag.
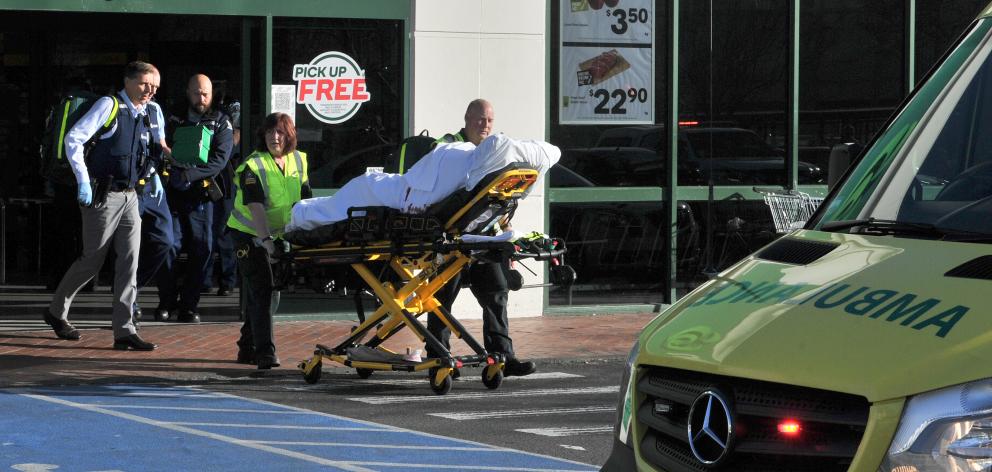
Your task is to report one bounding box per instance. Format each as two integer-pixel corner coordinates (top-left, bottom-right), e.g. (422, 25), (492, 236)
(40, 93), (120, 186)
(384, 130), (437, 174)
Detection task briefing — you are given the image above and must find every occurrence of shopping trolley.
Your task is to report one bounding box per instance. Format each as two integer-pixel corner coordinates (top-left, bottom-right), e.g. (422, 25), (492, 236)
(754, 188), (825, 233)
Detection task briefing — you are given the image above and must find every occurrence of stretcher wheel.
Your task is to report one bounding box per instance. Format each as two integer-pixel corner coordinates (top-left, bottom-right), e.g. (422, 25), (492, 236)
(428, 368), (453, 395)
(302, 360), (322, 384)
(356, 368), (373, 379)
(482, 365), (503, 390)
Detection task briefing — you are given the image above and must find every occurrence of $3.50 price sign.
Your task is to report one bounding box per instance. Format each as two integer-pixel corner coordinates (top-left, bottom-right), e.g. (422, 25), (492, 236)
(608, 7), (650, 36)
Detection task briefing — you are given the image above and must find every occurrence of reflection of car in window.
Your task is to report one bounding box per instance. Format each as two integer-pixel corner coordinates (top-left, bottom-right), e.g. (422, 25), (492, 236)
(551, 125), (824, 187)
(307, 143), (393, 188)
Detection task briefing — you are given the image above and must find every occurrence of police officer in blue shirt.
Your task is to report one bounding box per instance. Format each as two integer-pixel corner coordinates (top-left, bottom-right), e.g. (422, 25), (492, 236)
(132, 99), (174, 323)
(43, 61), (161, 351)
(156, 74), (234, 323)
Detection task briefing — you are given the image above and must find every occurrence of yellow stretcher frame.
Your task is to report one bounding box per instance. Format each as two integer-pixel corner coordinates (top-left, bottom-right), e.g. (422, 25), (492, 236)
(295, 168), (548, 395)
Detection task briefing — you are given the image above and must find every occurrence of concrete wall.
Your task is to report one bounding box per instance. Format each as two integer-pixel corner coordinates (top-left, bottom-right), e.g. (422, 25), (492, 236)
(412, 0), (548, 318)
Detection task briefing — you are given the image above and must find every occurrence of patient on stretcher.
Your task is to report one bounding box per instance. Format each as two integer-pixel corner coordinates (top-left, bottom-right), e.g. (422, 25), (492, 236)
(285, 134), (560, 233)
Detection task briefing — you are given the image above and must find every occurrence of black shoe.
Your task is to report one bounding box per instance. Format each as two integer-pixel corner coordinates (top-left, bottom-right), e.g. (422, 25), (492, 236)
(217, 286), (233, 296)
(154, 307), (171, 322)
(256, 356), (281, 370)
(176, 310), (200, 323)
(42, 310), (81, 340)
(236, 349), (256, 365)
(113, 333), (157, 351)
(504, 358), (537, 377)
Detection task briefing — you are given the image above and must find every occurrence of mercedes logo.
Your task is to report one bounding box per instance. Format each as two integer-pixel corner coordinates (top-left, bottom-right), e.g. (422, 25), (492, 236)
(687, 389), (735, 467)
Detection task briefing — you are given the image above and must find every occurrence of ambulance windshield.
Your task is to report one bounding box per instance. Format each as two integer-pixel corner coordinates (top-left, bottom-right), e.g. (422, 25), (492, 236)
(815, 19), (992, 240)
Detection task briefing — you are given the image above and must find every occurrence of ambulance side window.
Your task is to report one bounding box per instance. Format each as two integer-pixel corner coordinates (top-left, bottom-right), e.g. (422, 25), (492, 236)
(920, 54), (992, 187)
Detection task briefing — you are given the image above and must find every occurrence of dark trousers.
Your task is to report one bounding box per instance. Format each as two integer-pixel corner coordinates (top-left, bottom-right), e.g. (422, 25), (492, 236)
(232, 231), (278, 358)
(158, 199), (213, 312)
(204, 197), (237, 290)
(136, 185), (174, 290)
(426, 260), (513, 359)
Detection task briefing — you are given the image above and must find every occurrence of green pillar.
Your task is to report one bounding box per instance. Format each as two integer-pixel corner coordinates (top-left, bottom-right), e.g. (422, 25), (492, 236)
(264, 15), (273, 115)
(665, 0), (680, 303)
(906, 0), (916, 92)
(787, 0), (799, 190)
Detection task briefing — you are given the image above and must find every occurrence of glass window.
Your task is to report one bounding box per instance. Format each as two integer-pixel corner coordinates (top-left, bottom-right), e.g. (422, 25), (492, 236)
(550, 202), (669, 305)
(679, 0), (792, 186)
(271, 18), (403, 188)
(548, 0), (670, 305)
(799, 0), (905, 182)
(916, 0), (988, 83)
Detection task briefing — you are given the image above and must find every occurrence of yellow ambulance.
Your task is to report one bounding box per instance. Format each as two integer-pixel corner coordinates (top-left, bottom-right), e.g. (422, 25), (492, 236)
(604, 4), (992, 471)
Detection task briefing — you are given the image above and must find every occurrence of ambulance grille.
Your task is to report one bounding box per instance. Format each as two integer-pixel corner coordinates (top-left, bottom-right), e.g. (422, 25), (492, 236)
(945, 255), (992, 280)
(636, 366), (869, 472)
(755, 238), (838, 265)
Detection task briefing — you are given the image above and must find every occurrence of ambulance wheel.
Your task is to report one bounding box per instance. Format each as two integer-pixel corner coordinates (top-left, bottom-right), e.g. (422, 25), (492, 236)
(303, 361), (322, 384)
(429, 368), (453, 395)
(482, 365), (503, 390)
(356, 368), (373, 379)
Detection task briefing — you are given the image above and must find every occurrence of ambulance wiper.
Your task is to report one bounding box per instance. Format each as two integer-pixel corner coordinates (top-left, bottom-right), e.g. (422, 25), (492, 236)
(820, 218), (941, 235)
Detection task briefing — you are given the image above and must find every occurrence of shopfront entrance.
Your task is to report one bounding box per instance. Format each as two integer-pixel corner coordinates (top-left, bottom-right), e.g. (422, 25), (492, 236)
(0, 10), (404, 285)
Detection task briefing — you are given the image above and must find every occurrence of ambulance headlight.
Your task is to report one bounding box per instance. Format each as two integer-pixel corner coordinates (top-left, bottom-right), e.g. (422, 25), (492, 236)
(880, 378), (992, 471)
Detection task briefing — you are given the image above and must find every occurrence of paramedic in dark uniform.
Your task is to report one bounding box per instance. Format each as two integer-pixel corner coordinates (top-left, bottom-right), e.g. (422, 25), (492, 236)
(426, 99), (536, 377)
(226, 112), (310, 369)
(203, 97), (241, 296)
(156, 74), (234, 323)
(42, 61), (160, 351)
(133, 99), (174, 323)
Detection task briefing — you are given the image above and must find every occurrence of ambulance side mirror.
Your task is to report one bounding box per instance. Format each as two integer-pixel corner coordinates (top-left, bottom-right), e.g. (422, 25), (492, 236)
(827, 142), (864, 190)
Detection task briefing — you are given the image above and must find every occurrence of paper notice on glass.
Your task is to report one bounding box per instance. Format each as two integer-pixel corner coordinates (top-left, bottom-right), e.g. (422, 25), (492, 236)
(271, 84), (296, 123)
(561, 0), (652, 44)
(560, 45), (653, 124)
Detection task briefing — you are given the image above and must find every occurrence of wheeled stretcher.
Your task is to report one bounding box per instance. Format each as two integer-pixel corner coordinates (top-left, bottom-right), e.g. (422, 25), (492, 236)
(281, 164), (574, 395)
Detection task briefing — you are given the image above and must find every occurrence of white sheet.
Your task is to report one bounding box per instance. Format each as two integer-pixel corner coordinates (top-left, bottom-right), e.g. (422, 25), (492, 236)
(285, 134), (560, 232)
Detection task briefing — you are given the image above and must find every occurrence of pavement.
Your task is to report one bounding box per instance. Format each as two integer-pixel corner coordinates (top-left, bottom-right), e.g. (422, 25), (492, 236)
(0, 285), (656, 388)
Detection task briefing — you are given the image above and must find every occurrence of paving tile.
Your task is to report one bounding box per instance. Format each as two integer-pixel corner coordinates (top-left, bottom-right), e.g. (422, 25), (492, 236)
(0, 313), (656, 387)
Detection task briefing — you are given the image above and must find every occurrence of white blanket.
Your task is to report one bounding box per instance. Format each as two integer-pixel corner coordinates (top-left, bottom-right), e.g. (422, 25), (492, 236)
(286, 134), (560, 232)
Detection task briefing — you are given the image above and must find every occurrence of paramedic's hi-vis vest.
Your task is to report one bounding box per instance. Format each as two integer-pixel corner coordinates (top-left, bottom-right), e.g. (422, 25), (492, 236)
(227, 150), (308, 237)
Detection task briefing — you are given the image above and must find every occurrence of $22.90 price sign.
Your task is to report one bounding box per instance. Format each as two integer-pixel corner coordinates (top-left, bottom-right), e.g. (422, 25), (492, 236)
(560, 44), (652, 124)
(560, 0), (653, 124)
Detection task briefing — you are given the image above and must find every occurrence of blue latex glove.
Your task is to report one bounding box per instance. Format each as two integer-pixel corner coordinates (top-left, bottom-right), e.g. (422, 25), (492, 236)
(150, 173), (164, 204)
(77, 181), (93, 206)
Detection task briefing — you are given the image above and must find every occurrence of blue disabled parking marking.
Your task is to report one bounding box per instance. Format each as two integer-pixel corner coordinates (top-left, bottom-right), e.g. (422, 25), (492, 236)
(0, 385), (597, 472)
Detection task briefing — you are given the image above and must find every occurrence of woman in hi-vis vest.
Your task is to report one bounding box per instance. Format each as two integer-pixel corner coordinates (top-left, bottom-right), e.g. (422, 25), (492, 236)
(226, 113), (311, 369)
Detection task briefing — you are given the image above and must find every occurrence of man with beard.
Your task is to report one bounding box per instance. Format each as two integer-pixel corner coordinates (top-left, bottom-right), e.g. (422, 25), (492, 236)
(156, 74), (234, 323)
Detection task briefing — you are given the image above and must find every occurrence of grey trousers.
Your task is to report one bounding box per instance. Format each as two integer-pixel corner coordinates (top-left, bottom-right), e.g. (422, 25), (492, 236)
(49, 190), (141, 338)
